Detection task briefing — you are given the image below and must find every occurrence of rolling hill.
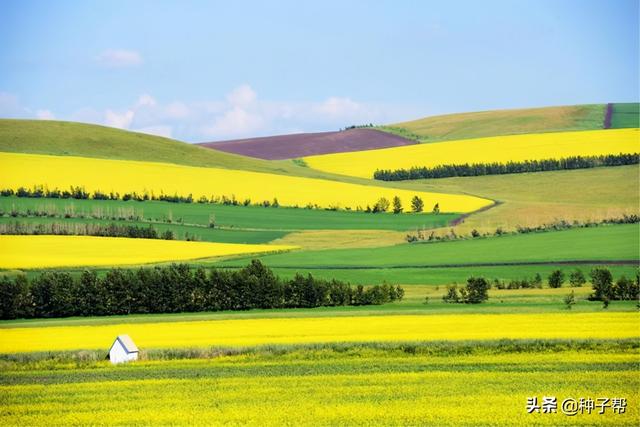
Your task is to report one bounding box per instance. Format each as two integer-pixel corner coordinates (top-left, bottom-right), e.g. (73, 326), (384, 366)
(199, 128), (416, 160)
(382, 104), (609, 143)
(0, 119), (340, 179)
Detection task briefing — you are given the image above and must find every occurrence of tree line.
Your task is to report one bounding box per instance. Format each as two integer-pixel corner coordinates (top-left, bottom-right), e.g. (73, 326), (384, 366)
(0, 221), (184, 240)
(1, 188), (439, 216)
(0, 261), (404, 320)
(441, 267), (639, 305)
(374, 153), (639, 181)
(406, 215), (639, 243)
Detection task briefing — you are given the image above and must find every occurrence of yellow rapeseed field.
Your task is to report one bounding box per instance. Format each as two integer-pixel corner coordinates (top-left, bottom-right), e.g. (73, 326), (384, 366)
(0, 152), (491, 213)
(303, 128), (640, 178)
(2, 361), (637, 426)
(1, 312), (637, 353)
(0, 235), (296, 269)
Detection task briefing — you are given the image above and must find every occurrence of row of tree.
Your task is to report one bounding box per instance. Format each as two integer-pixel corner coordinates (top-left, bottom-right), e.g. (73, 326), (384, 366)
(406, 215), (639, 243)
(0, 188), (432, 215)
(374, 153), (639, 181)
(0, 221), (181, 240)
(442, 268), (639, 304)
(0, 261), (404, 320)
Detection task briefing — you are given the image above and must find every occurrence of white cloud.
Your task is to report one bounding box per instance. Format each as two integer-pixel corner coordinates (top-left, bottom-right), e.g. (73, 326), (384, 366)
(105, 109), (134, 129)
(36, 109), (55, 120)
(202, 106), (264, 138)
(226, 84), (256, 108)
(36, 83), (422, 142)
(96, 49), (143, 68)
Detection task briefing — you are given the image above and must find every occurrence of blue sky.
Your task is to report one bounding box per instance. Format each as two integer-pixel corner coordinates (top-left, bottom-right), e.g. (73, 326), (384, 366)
(0, 0), (637, 141)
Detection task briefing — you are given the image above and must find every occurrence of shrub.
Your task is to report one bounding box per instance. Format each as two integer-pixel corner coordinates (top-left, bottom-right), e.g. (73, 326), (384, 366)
(442, 285), (460, 303)
(589, 267), (613, 301)
(410, 196), (424, 213)
(392, 196), (403, 214)
(563, 291), (576, 309)
(548, 270), (565, 288)
(443, 277), (489, 304)
(569, 269), (586, 287)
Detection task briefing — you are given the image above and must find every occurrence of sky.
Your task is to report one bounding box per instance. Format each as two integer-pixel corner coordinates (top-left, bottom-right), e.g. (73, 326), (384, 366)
(0, 0), (638, 142)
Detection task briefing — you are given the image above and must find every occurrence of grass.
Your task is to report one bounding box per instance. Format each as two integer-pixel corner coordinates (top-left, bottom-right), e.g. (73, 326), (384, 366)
(218, 224), (639, 268)
(0, 119), (294, 174)
(381, 104), (606, 143)
(302, 128), (639, 179)
(1, 341), (637, 426)
(0, 196), (459, 231)
(611, 103), (639, 128)
(412, 165), (640, 234)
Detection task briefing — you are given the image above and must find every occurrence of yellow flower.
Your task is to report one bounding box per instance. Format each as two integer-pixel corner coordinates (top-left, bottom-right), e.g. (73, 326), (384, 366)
(304, 128), (640, 178)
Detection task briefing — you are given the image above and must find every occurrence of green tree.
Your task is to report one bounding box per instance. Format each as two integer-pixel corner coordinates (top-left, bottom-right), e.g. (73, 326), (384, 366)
(612, 276), (638, 301)
(532, 273), (543, 288)
(589, 267), (613, 301)
(442, 285), (460, 303)
(569, 269), (586, 287)
(374, 197), (390, 213)
(411, 196), (424, 213)
(392, 196), (403, 214)
(464, 277), (490, 303)
(432, 203), (440, 214)
(0, 275), (31, 320)
(548, 270), (565, 288)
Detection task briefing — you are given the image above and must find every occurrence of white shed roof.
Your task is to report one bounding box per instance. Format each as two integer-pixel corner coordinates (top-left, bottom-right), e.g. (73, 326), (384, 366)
(113, 334), (139, 353)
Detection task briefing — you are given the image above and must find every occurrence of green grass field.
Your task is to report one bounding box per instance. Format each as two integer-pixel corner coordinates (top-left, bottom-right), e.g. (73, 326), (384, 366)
(0, 196), (458, 231)
(611, 103), (640, 128)
(380, 104), (606, 143)
(218, 224), (639, 268)
(1, 341), (637, 426)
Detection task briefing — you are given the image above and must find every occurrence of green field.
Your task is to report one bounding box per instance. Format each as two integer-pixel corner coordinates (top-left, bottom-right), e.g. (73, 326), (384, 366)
(0, 341), (637, 426)
(611, 103), (640, 128)
(218, 224), (639, 268)
(380, 104), (606, 143)
(0, 196), (458, 231)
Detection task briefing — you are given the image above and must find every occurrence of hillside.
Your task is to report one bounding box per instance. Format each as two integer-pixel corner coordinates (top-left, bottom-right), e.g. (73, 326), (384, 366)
(382, 104), (608, 143)
(199, 128), (416, 160)
(609, 102), (640, 128)
(0, 119), (313, 176)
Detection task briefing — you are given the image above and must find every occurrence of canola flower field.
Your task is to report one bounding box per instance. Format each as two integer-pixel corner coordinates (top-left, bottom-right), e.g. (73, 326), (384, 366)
(1, 345), (638, 426)
(303, 128), (640, 178)
(0, 152), (491, 213)
(0, 235), (296, 269)
(1, 312), (638, 353)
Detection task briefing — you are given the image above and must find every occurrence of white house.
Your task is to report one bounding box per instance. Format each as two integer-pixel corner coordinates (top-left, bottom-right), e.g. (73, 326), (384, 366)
(108, 334), (139, 364)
